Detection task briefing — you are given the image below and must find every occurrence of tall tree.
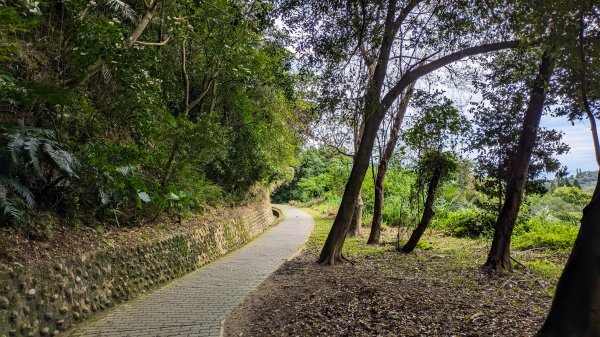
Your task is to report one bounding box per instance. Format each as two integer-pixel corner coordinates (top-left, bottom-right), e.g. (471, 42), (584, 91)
(485, 49), (555, 270)
(470, 51), (569, 214)
(400, 92), (469, 253)
(537, 2), (600, 335)
(368, 83), (415, 244)
(280, 0), (522, 264)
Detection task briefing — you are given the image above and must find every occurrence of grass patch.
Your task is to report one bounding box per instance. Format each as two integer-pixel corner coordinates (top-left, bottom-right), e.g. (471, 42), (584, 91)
(301, 205), (566, 285)
(302, 207), (395, 259)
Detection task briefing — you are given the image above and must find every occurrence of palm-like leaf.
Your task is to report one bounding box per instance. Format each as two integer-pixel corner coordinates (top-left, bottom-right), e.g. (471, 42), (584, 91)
(104, 0), (136, 21)
(0, 188), (23, 219)
(24, 135), (42, 175)
(0, 176), (35, 208)
(3, 127), (80, 178)
(0, 126), (80, 220)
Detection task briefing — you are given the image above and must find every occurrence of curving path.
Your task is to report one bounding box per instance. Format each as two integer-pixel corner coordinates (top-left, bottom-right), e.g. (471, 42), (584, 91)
(66, 205), (313, 337)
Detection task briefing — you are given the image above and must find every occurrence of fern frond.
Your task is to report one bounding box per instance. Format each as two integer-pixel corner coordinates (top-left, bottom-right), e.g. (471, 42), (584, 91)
(0, 180), (26, 220)
(0, 196), (23, 219)
(6, 130), (25, 166)
(104, 0), (136, 21)
(42, 143), (80, 178)
(0, 176), (35, 208)
(24, 135), (42, 175)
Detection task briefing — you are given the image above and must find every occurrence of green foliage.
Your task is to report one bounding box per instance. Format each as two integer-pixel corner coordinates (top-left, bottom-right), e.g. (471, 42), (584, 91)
(527, 186), (591, 227)
(403, 92), (471, 151)
(469, 50), (569, 213)
(402, 93), (468, 229)
(434, 209), (495, 238)
(272, 148), (331, 202)
(412, 150), (459, 196)
(0, 0), (303, 231)
(0, 125), (79, 222)
(375, 166), (415, 227)
(2, 127), (79, 178)
(273, 148), (350, 203)
(550, 186), (591, 206)
(513, 216), (579, 250)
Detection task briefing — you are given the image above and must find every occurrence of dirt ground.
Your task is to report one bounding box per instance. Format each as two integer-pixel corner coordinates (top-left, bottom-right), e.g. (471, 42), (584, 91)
(225, 211), (563, 337)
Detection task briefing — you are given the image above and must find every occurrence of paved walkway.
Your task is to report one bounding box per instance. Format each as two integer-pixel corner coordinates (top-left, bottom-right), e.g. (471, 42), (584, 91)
(66, 205), (313, 337)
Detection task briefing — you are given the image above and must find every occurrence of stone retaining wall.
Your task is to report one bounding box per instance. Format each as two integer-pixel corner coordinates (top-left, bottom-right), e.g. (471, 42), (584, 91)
(0, 198), (277, 337)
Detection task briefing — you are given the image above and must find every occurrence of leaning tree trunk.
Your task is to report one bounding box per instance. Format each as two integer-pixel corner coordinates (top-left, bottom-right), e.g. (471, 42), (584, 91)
(537, 172), (600, 337)
(318, 100), (386, 264)
(317, 0), (401, 265)
(317, 38), (521, 265)
(369, 83), (415, 244)
(538, 15), (600, 333)
(348, 194), (364, 237)
(484, 50), (555, 270)
(402, 165), (442, 253)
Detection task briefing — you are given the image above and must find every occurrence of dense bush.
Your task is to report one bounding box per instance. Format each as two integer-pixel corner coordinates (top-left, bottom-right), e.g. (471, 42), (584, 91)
(273, 148), (350, 203)
(513, 216), (579, 250)
(277, 147), (591, 253)
(0, 0), (305, 231)
(434, 209), (496, 238)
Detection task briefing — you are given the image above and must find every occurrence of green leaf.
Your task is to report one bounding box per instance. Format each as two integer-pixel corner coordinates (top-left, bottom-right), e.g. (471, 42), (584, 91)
(137, 191), (151, 203)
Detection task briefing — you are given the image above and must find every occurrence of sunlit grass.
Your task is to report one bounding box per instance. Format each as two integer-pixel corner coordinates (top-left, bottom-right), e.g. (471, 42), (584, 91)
(302, 204), (566, 287)
(302, 207), (395, 259)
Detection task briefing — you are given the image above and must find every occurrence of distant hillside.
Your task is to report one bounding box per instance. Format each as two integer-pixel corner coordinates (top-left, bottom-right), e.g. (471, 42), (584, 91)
(572, 170), (598, 191)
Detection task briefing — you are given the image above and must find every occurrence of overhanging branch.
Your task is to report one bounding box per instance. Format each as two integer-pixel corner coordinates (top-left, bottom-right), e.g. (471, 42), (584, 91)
(382, 40), (522, 108)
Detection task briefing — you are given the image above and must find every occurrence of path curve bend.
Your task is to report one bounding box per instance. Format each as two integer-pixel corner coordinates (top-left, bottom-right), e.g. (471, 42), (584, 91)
(67, 205), (313, 337)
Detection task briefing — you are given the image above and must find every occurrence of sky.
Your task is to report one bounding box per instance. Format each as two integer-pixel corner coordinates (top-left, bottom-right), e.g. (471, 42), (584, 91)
(433, 69), (599, 177)
(542, 116), (598, 174)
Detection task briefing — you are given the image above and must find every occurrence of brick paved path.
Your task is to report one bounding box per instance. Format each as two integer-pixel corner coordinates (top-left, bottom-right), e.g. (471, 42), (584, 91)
(66, 205), (313, 337)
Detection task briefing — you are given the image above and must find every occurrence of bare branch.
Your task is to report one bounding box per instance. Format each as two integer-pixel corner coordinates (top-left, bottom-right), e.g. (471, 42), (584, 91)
(134, 35), (171, 46)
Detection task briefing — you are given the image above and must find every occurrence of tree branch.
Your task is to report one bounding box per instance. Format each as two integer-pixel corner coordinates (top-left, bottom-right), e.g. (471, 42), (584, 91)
(326, 145), (354, 158)
(382, 40), (521, 108)
(393, 0), (421, 33)
(184, 72), (220, 116)
(181, 38), (190, 113)
(126, 0), (159, 47)
(135, 35), (171, 46)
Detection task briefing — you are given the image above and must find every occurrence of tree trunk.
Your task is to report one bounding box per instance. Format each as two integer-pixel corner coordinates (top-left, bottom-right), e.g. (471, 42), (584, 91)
(317, 101), (386, 264)
(402, 165), (442, 253)
(369, 172), (385, 244)
(348, 194), (363, 237)
(583, 96), (600, 167)
(126, 0), (159, 47)
(368, 83), (415, 244)
(318, 38), (520, 265)
(484, 50), (555, 270)
(537, 172), (600, 337)
(578, 9), (600, 167)
(317, 0), (400, 265)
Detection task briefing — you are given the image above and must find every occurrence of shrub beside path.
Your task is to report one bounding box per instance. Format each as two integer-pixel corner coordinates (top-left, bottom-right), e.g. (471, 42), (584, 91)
(66, 205), (313, 337)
